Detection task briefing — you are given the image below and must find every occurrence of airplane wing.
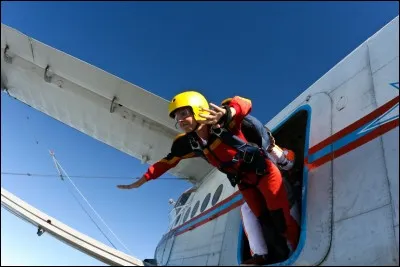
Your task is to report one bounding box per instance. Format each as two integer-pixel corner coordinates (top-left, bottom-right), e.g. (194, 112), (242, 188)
(1, 23), (214, 184)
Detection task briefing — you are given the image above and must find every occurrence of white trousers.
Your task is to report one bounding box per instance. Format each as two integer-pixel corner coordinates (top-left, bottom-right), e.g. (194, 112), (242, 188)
(240, 202), (268, 255)
(241, 147), (299, 256)
(241, 201), (300, 256)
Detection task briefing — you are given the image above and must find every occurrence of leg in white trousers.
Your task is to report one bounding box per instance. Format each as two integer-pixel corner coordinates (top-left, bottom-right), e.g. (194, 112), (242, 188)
(240, 202), (268, 256)
(241, 200), (299, 257)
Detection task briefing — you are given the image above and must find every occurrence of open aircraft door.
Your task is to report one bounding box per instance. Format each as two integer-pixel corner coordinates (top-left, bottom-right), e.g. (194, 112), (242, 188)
(268, 92), (334, 266)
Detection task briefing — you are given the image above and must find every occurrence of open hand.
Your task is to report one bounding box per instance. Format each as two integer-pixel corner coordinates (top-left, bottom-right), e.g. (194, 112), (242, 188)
(198, 103), (226, 127)
(117, 178), (145, 190)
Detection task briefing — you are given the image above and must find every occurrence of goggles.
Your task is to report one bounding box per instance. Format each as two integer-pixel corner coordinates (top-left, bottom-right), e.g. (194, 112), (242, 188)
(174, 108), (192, 121)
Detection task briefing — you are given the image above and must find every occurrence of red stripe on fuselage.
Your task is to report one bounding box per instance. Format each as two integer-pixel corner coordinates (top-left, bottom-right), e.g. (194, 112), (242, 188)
(306, 118), (398, 170)
(309, 96), (399, 154)
(175, 199), (245, 236)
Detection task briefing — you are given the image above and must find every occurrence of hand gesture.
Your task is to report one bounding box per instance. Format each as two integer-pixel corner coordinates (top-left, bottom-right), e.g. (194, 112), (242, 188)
(198, 103), (226, 127)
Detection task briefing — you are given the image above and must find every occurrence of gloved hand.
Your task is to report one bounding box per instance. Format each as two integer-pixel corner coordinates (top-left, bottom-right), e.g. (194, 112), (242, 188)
(277, 149), (295, 171)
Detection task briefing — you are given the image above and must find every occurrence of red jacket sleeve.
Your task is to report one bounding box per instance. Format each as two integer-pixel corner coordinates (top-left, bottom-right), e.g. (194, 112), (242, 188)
(144, 155), (181, 181)
(144, 135), (197, 181)
(228, 96), (252, 128)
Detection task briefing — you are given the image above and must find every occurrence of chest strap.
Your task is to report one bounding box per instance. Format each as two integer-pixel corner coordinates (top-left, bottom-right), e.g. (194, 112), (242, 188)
(188, 128), (269, 187)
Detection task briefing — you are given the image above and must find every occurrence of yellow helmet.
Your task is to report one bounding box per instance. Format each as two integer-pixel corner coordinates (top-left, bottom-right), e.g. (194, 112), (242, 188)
(168, 91), (209, 121)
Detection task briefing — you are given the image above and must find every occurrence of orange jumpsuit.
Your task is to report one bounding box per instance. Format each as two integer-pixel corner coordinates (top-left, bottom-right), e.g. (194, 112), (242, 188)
(144, 96), (299, 250)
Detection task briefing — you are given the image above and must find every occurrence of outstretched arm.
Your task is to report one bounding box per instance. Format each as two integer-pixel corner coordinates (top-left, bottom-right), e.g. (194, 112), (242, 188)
(117, 135), (196, 190)
(117, 176), (147, 189)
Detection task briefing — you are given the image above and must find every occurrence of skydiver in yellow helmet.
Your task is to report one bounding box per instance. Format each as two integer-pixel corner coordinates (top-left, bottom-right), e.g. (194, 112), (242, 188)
(118, 90), (300, 265)
(220, 98), (298, 264)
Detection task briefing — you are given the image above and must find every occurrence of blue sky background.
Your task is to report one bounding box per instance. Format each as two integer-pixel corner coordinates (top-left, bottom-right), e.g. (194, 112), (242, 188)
(1, 1), (398, 265)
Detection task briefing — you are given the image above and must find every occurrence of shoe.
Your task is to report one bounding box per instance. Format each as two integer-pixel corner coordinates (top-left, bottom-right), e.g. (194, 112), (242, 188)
(241, 254), (269, 265)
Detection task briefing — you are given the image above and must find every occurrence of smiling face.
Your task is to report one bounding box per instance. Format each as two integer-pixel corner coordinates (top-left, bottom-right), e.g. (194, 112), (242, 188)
(174, 107), (198, 133)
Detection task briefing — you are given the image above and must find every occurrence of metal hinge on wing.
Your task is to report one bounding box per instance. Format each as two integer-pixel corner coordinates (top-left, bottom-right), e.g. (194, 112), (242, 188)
(110, 96), (118, 113)
(44, 65), (53, 83)
(141, 155), (149, 164)
(37, 219), (52, 236)
(2, 86), (11, 96)
(4, 45), (12, 64)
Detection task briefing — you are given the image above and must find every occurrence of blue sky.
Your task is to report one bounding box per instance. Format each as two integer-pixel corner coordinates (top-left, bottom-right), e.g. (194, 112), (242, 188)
(1, 1), (398, 265)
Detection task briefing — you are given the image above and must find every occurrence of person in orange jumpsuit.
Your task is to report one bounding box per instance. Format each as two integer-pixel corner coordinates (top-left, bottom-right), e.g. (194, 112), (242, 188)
(219, 99), (299, 264)
(117, 91), (300, 262)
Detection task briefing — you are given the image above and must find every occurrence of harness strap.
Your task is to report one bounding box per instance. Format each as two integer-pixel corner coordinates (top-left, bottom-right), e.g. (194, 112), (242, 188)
(189, 127), (270, 187)
(187, 133), (208, 162)
(210, 127), (268, 173)
(188, 132), (228, 168)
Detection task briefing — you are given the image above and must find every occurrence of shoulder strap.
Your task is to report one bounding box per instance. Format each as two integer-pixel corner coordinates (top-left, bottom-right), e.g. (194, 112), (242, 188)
(210, 127), (248, 150)
(210, 126), (266, 167)
(186, 132), (209, 162)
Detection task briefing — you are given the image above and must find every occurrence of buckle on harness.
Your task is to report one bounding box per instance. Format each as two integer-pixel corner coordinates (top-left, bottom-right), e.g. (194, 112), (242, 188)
(188, 135), (200, 150)
(242, 149), (255, 163)
(211, 126), (224, 137)
(226, 173), (240, 187)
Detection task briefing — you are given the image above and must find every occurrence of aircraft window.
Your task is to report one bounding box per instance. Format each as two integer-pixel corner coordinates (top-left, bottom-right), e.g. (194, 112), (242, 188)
(174, 214), (181, 227)
(200, 193), (211, 213)
(191, 201), (200, 218)
(175, 191), (192, 208)
(183, 207), (191, 223)
(212, 184), (223, 206)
